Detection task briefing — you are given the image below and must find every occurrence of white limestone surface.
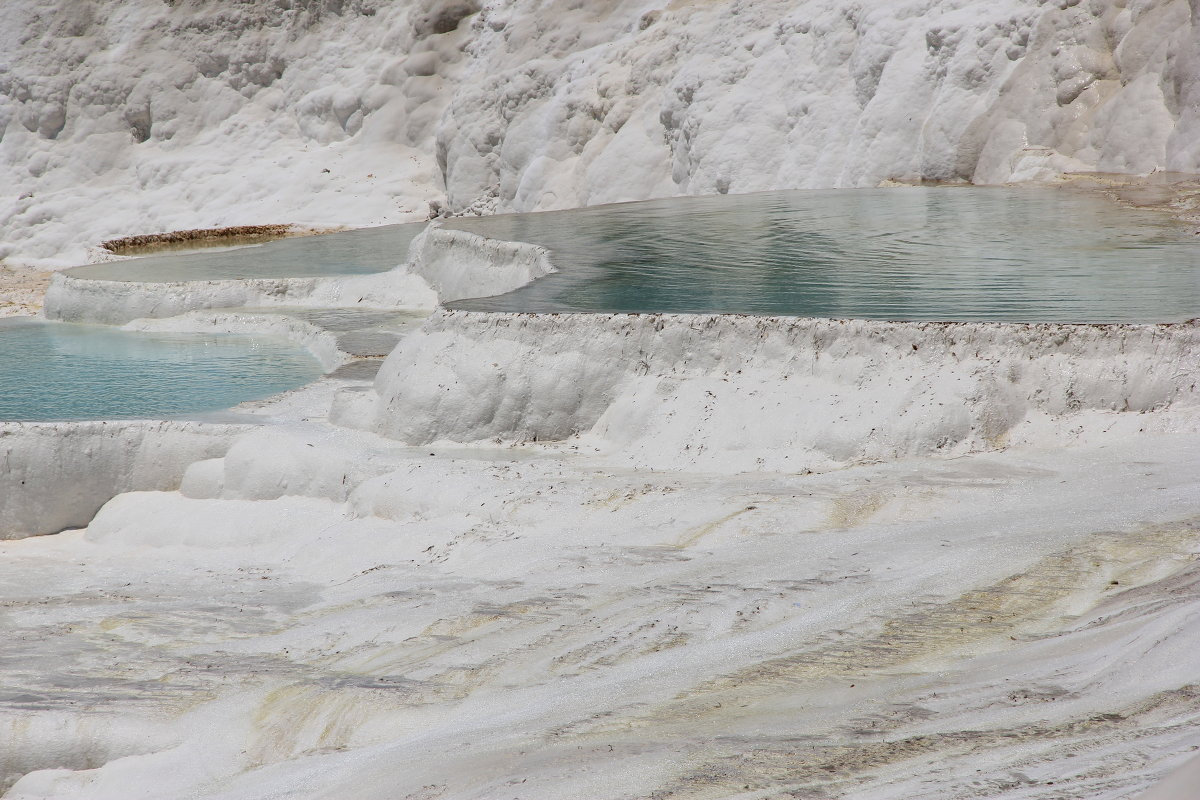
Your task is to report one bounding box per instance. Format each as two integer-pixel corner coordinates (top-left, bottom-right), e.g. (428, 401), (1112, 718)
(0, 420), (248, 539)
(41, 268), (439, 326)
(0, 0), (455, 267)
(358, 310), (1200, 471)
(5, 0), (1200, 793)
(6, 0), (1200, 266)
(1, 420), (1198, 798)
(7, 268), (1200, 795)
(405, 223), (557, 302)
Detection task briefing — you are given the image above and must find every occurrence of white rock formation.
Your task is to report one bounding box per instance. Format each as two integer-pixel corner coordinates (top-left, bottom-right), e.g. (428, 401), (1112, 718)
(3, 418), (1200, 798)
(357, 310), (1200, 471)
(404, 223), (556, 302)
(0, 0), (458, 267)
(8, 237), (1200, 796)
(0, 420), (247, 538)
(4, 0), (1200, 265)
(4, 1), (1200, 796)
(41, 267), (437, 325)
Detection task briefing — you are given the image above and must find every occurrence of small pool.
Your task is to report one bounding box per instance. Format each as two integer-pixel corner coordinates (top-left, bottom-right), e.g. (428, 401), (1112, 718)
(0, 320), (323, 421)
(445, 187), (1200, 322)
(65, 221), (428, 283)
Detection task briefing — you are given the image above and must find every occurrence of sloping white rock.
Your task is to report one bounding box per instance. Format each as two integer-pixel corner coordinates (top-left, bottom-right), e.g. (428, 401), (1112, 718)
(4, 428), (1200, 799)
(0, 0), (459, 266)
(0, 420), (248, 538)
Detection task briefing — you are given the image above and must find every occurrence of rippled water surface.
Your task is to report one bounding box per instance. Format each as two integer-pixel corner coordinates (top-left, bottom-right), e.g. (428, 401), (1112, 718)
(0, 320), (322, 420)
(67, 221), (428, 282)
(447, 187), (1200, 322)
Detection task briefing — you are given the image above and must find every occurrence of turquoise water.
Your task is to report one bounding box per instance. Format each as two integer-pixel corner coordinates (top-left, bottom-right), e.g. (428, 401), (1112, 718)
(0, 320), (322, 421)
(57, 188), (1200, 321)
(66, 221), (428, 283)
(446, 187), (1200, 322)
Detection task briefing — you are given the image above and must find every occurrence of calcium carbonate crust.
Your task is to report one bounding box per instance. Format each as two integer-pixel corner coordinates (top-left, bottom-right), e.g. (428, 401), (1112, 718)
(0, 420), (249, 539)
(358, 310), (1200, 471)
(405, 223), (557, 302)
(41, 270), (438, 326)
(4, 0), (1200, 266)
(6, 3), (1200, 796)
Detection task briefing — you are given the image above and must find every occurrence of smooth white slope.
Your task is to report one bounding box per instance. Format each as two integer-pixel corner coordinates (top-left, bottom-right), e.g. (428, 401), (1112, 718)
(4, 0), (1200, 265)
(2, 423), (1199, 799)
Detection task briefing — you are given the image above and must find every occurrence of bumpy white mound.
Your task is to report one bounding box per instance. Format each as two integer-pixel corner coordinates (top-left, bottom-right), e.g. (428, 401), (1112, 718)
(4, 0), (1200, 265)
(357, 310), (1200, 471)
(405, 223), (556, 301)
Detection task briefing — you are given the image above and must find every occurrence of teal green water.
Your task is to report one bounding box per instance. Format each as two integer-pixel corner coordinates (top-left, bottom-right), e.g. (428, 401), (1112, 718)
(446, 187), (1200, 322)
(0, 320), (322, 421)
(66, 221), (428, 282)
(58, 188), (1200, 321)
(10, 187), (1197, 421)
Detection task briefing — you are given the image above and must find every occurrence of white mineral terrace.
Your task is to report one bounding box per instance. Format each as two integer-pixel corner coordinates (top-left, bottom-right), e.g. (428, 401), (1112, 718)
(1, 215), (1198, 799)
(5, 0), (1200, 795)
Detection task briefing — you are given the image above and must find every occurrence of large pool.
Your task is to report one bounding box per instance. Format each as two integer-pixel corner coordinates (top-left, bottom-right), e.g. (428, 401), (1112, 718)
(58, 187), (1200, 321)
(66, 221), (428, 283)
(446, 187), (1200, 322)
(13, 187), (1197, 421)
(0, 320), (323, 421)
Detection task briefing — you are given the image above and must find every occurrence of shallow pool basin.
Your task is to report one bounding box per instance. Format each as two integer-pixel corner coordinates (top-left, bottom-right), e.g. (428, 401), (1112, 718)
(65, 221), (428, 283)
(0, 319), (323, 421)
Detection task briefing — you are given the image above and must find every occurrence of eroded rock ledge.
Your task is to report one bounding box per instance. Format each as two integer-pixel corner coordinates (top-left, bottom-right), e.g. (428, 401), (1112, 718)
(355, 310), (1200, 471)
